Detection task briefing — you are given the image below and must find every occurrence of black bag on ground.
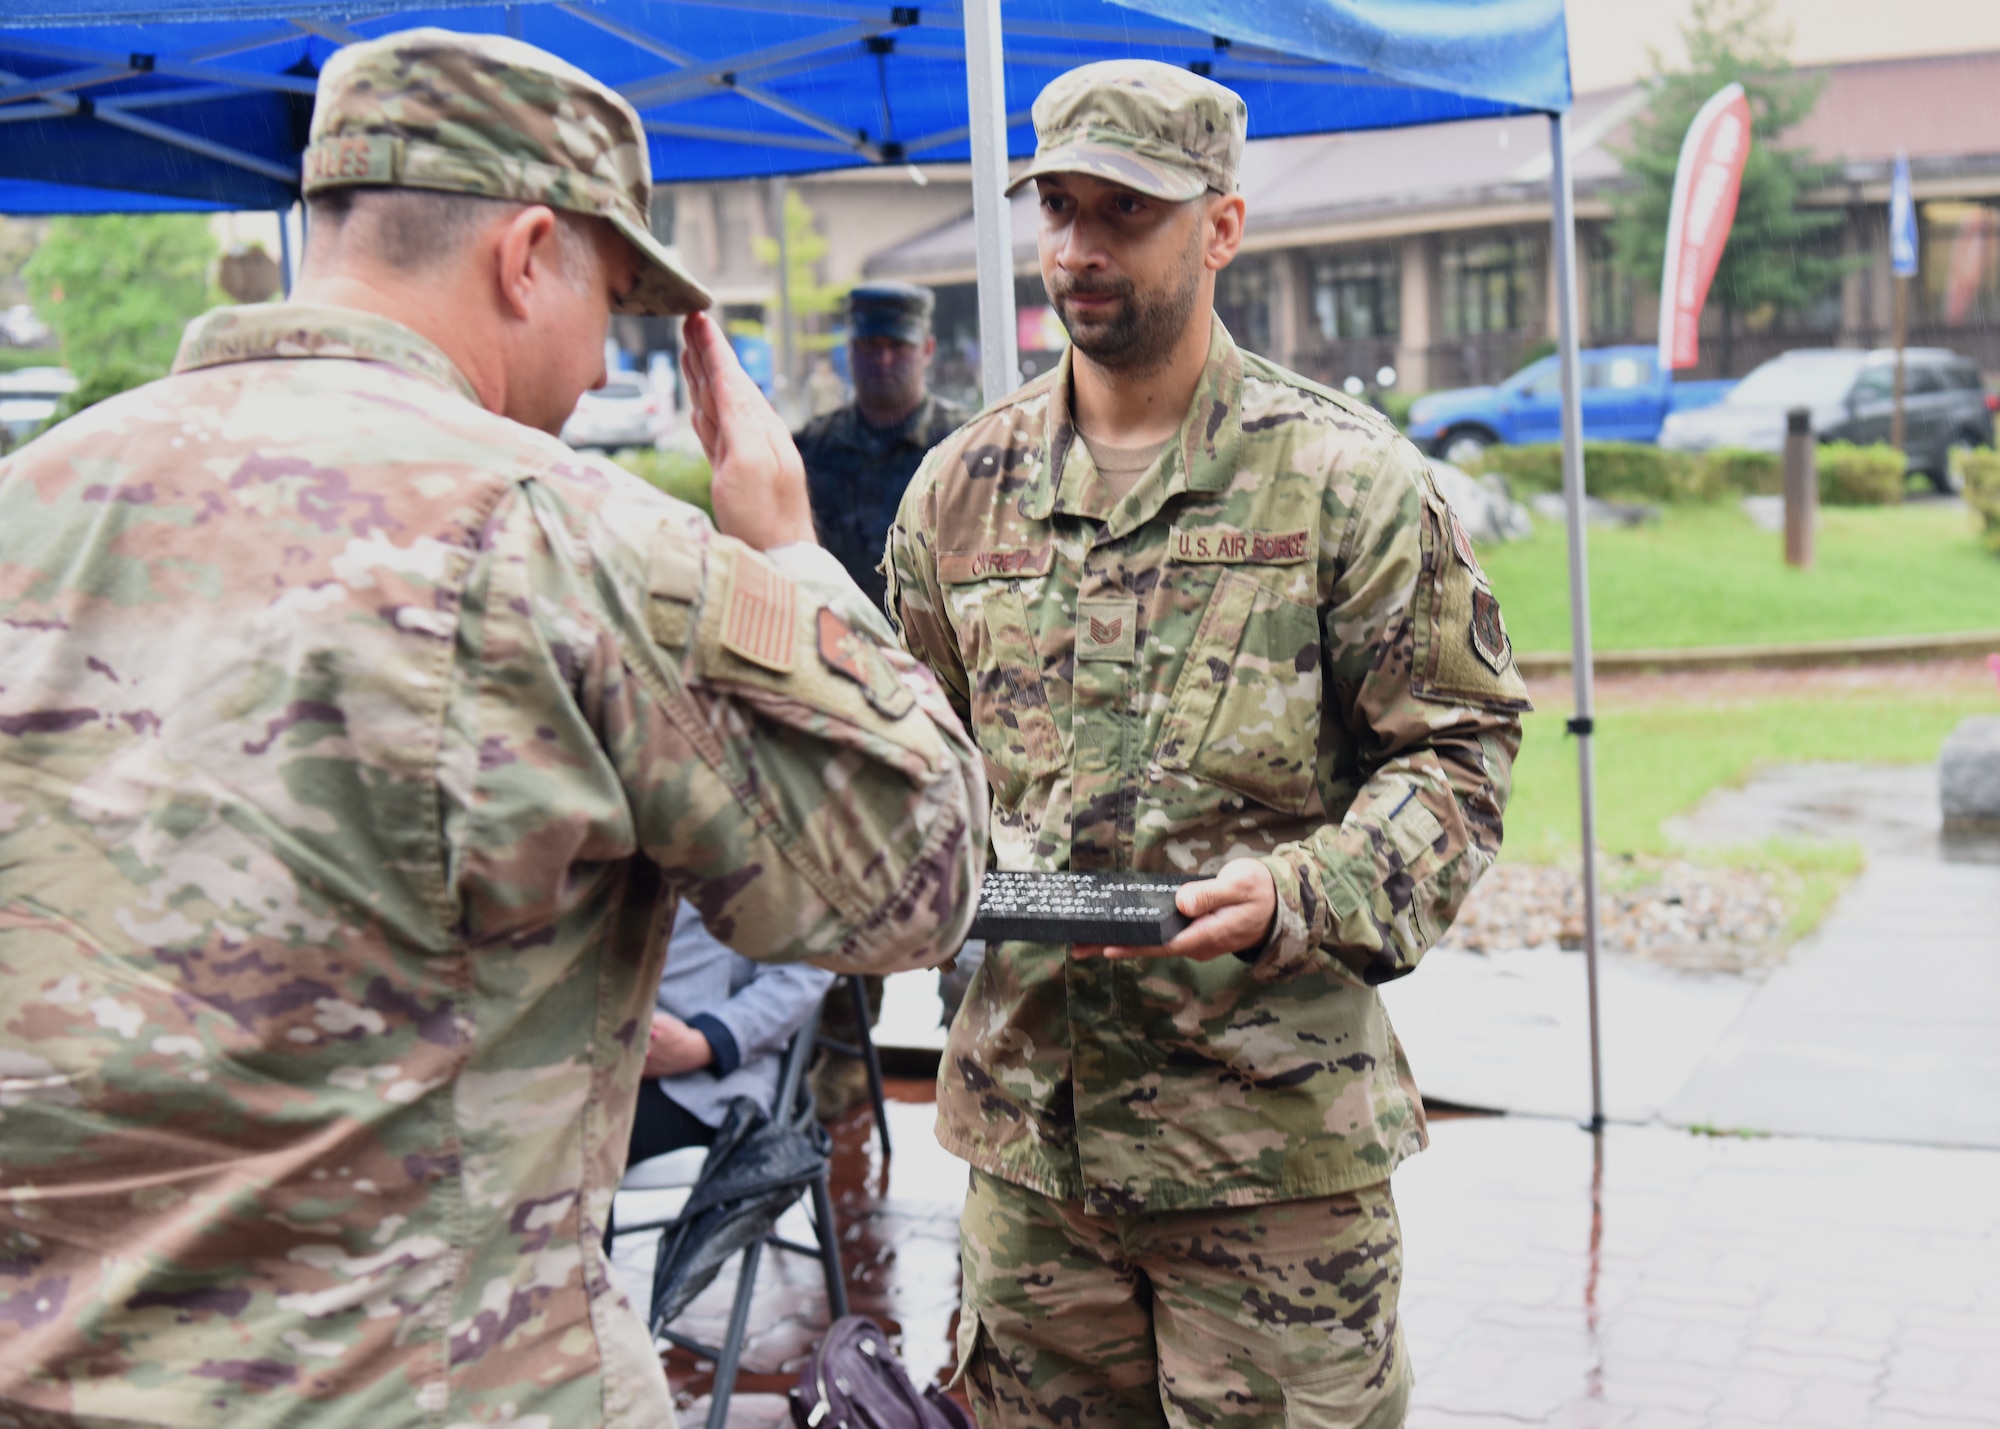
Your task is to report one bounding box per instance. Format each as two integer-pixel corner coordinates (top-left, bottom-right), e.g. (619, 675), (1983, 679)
(648, 1093), (829, 1330)
(788, 1315), (975, 1429)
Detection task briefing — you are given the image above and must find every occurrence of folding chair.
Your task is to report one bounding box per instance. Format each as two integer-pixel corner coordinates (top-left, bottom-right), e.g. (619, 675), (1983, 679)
(816, 973), (892, 1158)
(607, 1004), (847, 1429)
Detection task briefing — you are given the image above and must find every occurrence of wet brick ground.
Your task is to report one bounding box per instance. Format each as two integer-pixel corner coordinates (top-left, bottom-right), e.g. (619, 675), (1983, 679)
(611, 1085), (2000, 1428)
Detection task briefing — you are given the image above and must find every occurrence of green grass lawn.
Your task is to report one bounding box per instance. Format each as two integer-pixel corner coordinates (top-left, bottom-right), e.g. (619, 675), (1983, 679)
(1504, 688), (1998, 863)
(1480, 502), (2000, 654)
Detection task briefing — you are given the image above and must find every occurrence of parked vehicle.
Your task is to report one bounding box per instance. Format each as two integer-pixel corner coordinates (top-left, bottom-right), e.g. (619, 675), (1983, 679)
(1406, 346), (1735, 464)
(0, 365), (76, 447)
(560, 374), (663, 451)
(1658, 347), (1996, 493)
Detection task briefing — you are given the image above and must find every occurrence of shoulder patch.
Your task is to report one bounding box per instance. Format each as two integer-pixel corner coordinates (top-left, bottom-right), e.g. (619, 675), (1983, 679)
(818, 607), (915, 718)
(721, 549), (796, 673)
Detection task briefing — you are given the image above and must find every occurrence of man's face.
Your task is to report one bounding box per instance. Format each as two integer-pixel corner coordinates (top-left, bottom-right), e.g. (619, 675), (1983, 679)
(1036, 173), (1207, 374)
(519, 217), (641, 436)
(849, 333), (932, 413)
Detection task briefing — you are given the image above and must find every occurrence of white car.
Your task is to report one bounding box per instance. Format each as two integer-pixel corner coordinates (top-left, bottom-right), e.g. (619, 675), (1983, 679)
(560, 375), (664, 451)
(0, 365), (76, 446)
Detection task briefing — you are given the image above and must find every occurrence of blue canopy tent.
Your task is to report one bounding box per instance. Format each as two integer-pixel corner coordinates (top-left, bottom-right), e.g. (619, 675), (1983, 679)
(0, 0), (1608, 1128)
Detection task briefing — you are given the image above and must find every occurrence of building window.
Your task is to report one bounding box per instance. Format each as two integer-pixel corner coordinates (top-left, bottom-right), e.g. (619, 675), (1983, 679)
(1441, 231), (1529, 336)
(1585, 227), (1633, 338)
(1214, 255), (1272, 356)
(1310, 248), (1400, 340)
(1920, 199), (2000, 326)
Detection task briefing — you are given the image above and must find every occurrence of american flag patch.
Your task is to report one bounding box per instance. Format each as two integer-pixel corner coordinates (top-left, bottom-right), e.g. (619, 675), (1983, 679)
(721, 551), (796, 672)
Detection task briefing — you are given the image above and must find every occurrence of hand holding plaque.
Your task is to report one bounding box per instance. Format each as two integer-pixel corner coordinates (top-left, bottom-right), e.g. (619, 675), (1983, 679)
(969, 859), (1277, 962)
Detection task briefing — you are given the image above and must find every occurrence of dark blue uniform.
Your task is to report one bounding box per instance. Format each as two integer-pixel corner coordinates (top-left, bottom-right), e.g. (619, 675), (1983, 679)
(798, 393), (968, 613)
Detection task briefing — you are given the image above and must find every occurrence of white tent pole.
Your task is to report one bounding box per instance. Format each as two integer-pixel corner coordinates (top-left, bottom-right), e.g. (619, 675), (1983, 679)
(1547, 110), (1605, 1132)
(962, 0), (1018, 407)
(276, 204), (294, 298)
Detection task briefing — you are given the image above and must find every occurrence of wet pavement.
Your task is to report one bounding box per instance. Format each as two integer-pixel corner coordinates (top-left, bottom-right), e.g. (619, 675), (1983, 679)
(611, 1095), (2000, 1428)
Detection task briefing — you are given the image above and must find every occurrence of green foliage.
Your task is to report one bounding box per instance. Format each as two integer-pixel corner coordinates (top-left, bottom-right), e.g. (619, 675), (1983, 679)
(1815, 442), (1904, 506)
(1378, 389), (1417, 431)
(1472, 442), (1716, 501)
(753, 190), (848, 354)
(39, 363), (157, 433)
(1700, 446), (1782, 496)
(610, 446), (714, 517)
(1954, 448), (2000, 552)
(1607, 0), (1850, 331)
(1469, 444), (1564, 493)
(1505, 687), (1997, 862)
(22, 214), (220, 383)
(1479, 502), (2000, 652)
(0, 348), (60, 373)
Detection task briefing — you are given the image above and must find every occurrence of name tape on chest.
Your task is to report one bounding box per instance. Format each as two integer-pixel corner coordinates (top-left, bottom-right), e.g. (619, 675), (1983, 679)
(1167, 525), (1311, 565)
(938, 545), (1054, 584)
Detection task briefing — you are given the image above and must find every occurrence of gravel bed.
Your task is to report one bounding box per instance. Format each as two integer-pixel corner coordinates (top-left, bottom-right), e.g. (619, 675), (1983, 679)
(1443, 858), (1795, 975)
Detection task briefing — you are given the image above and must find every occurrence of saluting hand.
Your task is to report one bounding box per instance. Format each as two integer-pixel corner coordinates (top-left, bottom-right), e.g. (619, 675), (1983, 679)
(1073, 858), (1279, 963)
(679, 310), (817, 551)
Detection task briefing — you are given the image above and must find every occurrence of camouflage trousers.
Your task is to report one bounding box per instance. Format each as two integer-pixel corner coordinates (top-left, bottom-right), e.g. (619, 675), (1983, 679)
(956, 1169), (1411, 1428)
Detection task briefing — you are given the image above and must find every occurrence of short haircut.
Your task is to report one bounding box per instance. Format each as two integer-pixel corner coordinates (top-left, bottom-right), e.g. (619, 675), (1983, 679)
(306, 186), (598, 279)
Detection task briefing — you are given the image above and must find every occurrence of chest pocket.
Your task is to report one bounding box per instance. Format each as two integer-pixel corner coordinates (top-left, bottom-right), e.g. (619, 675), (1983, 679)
(961, 585), (1065, 802)
(1155, 569), (1322, 814)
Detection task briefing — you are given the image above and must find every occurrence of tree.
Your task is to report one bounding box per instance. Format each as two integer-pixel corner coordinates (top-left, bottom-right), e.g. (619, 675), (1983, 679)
(753, 188), (849, 354)
(1608, 0), (1849, 364)
(23, 214), (220, 383)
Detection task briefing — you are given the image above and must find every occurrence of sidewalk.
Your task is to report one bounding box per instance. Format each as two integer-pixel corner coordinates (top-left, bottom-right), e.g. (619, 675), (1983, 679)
(613, 1099), (2000, 1428)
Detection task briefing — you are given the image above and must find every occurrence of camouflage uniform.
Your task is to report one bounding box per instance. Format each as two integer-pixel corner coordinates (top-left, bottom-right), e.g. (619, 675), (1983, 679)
(0, 30), (984, 1429)
(885, 60), (1526, 1426)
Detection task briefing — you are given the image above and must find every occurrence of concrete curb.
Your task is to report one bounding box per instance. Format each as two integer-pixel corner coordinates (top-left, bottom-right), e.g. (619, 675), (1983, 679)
(1516, 628), (2000, 678)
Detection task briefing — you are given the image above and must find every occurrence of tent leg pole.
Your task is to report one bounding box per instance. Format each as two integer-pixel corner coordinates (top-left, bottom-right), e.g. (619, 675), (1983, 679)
(1547, 111), (1605, 1134)
(962, 0), (1017, 408)
(772, 175), (796, 427)
(277, 205), (293, 298)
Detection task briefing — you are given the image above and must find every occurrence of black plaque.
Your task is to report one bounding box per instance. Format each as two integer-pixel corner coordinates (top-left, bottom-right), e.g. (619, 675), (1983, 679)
(969, 871), (1196, 946)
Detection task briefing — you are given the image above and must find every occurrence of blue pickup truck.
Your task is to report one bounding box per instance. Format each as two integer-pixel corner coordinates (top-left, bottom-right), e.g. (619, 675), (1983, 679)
(1406, 345), (1736, 465)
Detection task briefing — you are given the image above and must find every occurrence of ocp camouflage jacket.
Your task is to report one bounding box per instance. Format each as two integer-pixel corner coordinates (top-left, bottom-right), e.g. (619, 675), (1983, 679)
(0, 305), (984, 1426)
(886, 319), (1527, 1213)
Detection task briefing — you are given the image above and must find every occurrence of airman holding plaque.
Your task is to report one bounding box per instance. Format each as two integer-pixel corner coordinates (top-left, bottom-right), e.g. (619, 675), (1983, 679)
(886, 60), (1530, 1427)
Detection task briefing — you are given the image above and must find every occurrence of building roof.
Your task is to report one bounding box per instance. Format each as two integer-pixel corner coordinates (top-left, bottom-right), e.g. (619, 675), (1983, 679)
(867, 49), (2000, 283)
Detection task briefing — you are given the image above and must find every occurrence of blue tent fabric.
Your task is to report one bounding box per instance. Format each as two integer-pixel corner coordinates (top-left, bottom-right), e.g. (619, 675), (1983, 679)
(0, 0), (1568, 211)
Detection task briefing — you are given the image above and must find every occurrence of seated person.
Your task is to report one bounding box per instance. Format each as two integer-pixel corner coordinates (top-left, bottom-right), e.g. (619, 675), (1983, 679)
(629, 902), (837, 1166)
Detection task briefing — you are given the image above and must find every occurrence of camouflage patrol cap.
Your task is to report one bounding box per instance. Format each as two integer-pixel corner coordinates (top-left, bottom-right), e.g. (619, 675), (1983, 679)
(848, 282), (935, 344)
(1004, 60), (1247, 202)
(303, 27), (710, 316)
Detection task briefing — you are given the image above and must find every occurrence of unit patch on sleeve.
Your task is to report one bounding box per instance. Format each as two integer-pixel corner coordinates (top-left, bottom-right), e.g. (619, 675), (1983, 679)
(818, 607), (915, 718)
(1470, 585), (1511, 674)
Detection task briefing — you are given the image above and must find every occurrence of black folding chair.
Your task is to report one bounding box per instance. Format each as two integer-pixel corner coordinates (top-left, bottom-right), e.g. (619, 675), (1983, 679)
(816, 973), (892, 1158)
(607, 1004), (847, 1429)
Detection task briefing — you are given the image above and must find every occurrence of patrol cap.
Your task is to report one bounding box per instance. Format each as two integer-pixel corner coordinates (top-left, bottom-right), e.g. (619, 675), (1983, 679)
(302, 28), (711, 316)
(847, 283), (935, 344)
(1004, 60), (1247, 203)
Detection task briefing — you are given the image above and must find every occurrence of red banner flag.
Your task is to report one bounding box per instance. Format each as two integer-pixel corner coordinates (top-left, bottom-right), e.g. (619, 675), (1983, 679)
(1657, 82), (1752, 371)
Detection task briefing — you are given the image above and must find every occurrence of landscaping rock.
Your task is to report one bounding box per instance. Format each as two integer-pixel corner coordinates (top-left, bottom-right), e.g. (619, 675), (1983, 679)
(1939, 716), (2000, 828)
(1429, 460), (1533, 544)
(1529, 491), (1662, 528)
(1442, 857), (1793, 975)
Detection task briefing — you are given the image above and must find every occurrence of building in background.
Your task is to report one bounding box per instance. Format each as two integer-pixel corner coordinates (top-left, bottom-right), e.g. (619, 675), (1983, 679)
(860, 51), (2000, 404)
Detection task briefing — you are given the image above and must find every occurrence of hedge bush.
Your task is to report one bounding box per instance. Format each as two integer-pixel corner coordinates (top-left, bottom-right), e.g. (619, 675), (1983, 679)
(1470, 440), (1908, 507)
(1962, 448), (2000, 553)
(1700, 447), (1782, 497)
(611, 446), (715, 517)
(1816, 443), (1904, 507)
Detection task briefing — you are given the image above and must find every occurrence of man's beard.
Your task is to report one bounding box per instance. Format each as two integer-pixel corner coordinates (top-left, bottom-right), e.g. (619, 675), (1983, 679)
(1050, 239), (1204, 375)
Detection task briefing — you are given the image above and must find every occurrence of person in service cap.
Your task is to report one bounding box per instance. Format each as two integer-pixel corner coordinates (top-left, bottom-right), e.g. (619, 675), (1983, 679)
(886, 58), (1529, 1429)
(0, 27), (985, 1427)
(794, 277), (970, 1119)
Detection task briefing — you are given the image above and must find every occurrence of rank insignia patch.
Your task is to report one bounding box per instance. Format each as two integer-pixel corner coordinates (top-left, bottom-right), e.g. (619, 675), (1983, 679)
(818, 607), (914, 719)
(1470, 585), (1511, 674)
